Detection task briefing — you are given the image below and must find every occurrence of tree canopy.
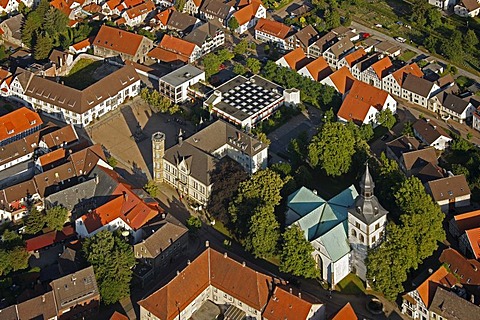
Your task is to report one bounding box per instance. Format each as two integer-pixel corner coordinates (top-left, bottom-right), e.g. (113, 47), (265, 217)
(83, 230), (135, 305)
(280, 225), (319, 278)
(25, 207), (45, 235)
(45, 206), (68, 231)
(0, 246), (30, 276)
(140, 88), (179, 114)
(376, 109), (396, 130)
(245, 204), (280, 258)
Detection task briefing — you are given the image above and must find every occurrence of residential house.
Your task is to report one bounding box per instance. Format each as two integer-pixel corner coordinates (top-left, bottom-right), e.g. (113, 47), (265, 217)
(275, 48), (310, 71)
(307, 31), (337, 59)
(158, 64), (205, 103)
(286, 166), (388, 284)
(0, 68), (13, 97)
(286, 2), (313, 17)
(322, 38), (355, 69)
(0, 14), (24, 47)
(401, 74), (440, 109)
(429, 286), (480, 320)
(285, 25), (318, 51)
(26, 225), (76, 252)
(0, 0), (22, 15)
(320, 66), (355, 95)
(166, 10), (201, 34)
(204, 75), (286, 130)
(423, 62), (445, 81)
(199, 0), (234, 26)
(122, 0), (156, 27)
(439, 248), (480, 299)
(448, 210), (480, 259)
(298, 56), (333, 82)
(0, 106), (42, 146)
(183, 21), (225, 56)
(254, 18), (292, 50)
(138, 247), (325, 320)
(68, 37), (93, 55)
(154, 7), (175, 29)
(331, 303), (357, 320)
(148, 35), (201, 64)
(373, 40), (401, 57)
(133, 217), (188, 284)
(102, 0), (123, 15)
(401, 266), (457, 320)
(412, 118), (452, 150)
(10, 65), (141, 127)
(14, 292), (58, 320)
(48, 49), (74, 76)
(331, 26), (360, 42)
(93, 25), (154, 63)
(430, 92), (475, 123)
(454, 0), (480, 17)
(336, 48), (367, 71)
(425, 174), (471, 212)
(337, 80), (397, 127)
(158, 120), (268, 204)
(350, 54), (379, 82)
(359, 56), (393, 89)
(231, 0), (265, 34)
(183, 0), (202, 15)
(429, 0), (457, 10)
(382, 63), (423, 97)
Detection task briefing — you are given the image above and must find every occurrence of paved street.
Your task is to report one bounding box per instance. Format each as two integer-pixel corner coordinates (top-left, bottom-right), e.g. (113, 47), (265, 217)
(351, 21), (480, 82)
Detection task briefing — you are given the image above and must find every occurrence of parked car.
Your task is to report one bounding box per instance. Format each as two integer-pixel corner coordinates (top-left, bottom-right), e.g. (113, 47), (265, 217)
(395, 37), (406, 43)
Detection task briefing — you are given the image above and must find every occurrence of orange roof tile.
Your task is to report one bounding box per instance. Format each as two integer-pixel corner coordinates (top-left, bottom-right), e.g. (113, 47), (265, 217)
(331, 302), (357, 320)
(255, 18), (291, 39)
(0, 28), (4, 35)
(125, 0), (155, 19)
(328, 66), (355, 94)
(263, 287), (313, 320)
(147, 47), (189, 63)
(371, 56), (393, 79)
(454, 210), (480, 234)
(156, 7), (175, 26)
(71, 37), (93, 51)
(0, 107), (42, 142)
(417, 266), (456, 308)
(159, 34), (196, 56)
(337, 80), (389, 123)
(392, 63), (424, 86)
(38, 148), (66, 167)
(304, 56), (332, 81)
(106, 0), (121, 10)
(124, 0), (143, 8)
(466, 227), (480, 259)
(233, 1), (260, 26)
(110, 312), (129, 320)
(83, 3), (102, 12)
(94, 25), (145, 56)
(281, 47), (308, 70)
(50, 0), (73, 16)
(344, 48), (367, 67)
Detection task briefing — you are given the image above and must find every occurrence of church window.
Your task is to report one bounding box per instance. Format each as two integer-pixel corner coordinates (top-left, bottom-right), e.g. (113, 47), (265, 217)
(351, 229), (357, 238)
(360, 234), (365, 243)
(375, 223), (380, 230)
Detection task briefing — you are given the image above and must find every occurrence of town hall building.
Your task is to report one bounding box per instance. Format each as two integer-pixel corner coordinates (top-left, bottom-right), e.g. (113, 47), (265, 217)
(285, 165), (388, 285)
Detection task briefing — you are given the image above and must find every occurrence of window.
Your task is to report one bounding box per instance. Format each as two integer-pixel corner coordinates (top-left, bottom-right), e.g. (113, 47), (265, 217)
(360, 234), (365, 243)
(351, 229), (357, 238)
(355, 222), (360, 229)
(375, 223), (380, 230)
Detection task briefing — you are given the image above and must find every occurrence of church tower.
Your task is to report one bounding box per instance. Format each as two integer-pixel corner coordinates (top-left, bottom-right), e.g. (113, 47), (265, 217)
(347, 165), (388, 281)
(152, 132), (165, 183)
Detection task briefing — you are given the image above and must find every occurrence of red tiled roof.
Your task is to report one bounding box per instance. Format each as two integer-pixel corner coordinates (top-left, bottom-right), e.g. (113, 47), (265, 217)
(147, 47), (189, 63)
(124, 0), (143, 8)
(280, 47), (308, 70)
(344, 48), (366, 67)
(106, 0), (121, 10)
(327, 66), (355, 94)
(38, 148), (66, 167)
(371, 56), (393, 79)
(417, 266), (457, 308)
(26, 225), (75, 252)
(453, 210), (480, 234)
(83, 3), (102, 12)
(439, 248), (480, 286)
(255, 18), (291, 39)
(71, 37), (93, 51)
(466, 227), (480, 259)
(50, 0), (73, 17)
(125, 0), (155, 19)
(110, 311), (129, 320)
(304, 56), (332, 81)
(233, 0), (262, 25)
(0, 107), (42, 142)
(94, 25), (145, 56)
(331, 302), (357, 320)
(263, 287), (313, 320)
(159, 34), (196, 56)
(392, 63), (423, 86)
(156, 7), (175, 26)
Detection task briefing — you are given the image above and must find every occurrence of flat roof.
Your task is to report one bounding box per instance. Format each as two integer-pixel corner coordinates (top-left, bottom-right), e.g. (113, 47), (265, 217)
(159, 64), (205, 87)
(212, 75), (283, 121)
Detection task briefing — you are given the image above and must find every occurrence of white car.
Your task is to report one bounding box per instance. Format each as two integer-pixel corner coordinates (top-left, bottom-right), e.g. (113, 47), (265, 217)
(395, 37), (406, 43)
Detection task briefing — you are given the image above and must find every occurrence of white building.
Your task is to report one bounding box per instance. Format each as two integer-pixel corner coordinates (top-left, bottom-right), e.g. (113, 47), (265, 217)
(254, 18), (292, 50)
(231, 0), (266, 34)
(158, 64), (205, 104)
(382, 63), (424, 97)
(401, 74), (440, 109)
(412, 118), (452, 151)
(425, 174), (471, 212)
(9, 65), (140, 127)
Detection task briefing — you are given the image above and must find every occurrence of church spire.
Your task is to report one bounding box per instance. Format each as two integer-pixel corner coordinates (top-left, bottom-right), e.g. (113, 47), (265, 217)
(360, 164), (374, 199)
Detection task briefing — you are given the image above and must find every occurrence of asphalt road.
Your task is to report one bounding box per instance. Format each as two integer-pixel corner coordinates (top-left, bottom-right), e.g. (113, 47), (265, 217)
(350, 21), (480, 82)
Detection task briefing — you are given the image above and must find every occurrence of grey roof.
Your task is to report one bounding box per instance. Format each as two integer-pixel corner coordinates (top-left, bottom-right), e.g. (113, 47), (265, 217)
(413, 118), (451, 145)
(134, 220), (188, 258)
(184, 21), (222, 47)
(50, 266), (99, 311)
(430, 287), (480, 320)
(441, 93), (472, 114)
(45, 178), (98, 211)
(167, 11), (198, 33)
(1, 14), (24, 41)
(22, 65), (139, 114)
(310, 31), (337, 52)
(159, 64), (204, 87)
(291, 25), (318, 48)
(402, 74), (436, 97)
(416, 162), (444, 184)
(328, 38), (354, 57)
(348, 165), (388, 225)
(58, 247), (81, 275)
(386, 135), (420, 160)
(427, 174), (471, 202)
(200, 0), (232, 19)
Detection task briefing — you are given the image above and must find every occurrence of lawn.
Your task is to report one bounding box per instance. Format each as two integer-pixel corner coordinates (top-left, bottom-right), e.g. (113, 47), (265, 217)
(62, 59), (103, 90)
(398, 50), (416, 62)
(212, 220), (232, 238)
(335, 273), (366, 295)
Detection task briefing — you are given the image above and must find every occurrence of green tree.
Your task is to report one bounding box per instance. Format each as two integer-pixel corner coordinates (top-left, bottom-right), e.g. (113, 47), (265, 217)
(144, 180), (159, 198)
(246, 58), (261, 74)
(234, 39), (249, 55)
(44, 7), (68, 35)
(45, 206), (68, 231)
(8, 246), (30, 272)
(245, 204), (280, 258)
(34, 32), (54, 60)
(308, 122), (356, 176)
(228, 16), (240, 32)
(233, 63), (247, 75)
(107, 156), (118, 168)
(1, 230), (22, 249)
(324, 108), (335, 123)
(207, 159), (248, 225)
(375, 152), (405, 209)
(324, 9), (340, 29)
(256, 132), (270, 144)
(376, 109), (396, 130)
(186, 216), (202, 233)
(83, 231), (135, 305)
(426, 8), (442, 29)
(464, 29), (479, 51)
(402, 121), (414, 137)
(141, 89), (175, 113)
(25, 207), (45, 235)
(280, 225), (319, 278)
(22, 12), (42, 47)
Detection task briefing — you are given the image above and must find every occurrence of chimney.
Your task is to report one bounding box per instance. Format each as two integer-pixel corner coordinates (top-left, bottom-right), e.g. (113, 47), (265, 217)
(312, 190), (317, 195)
(289, 287), (292, 294)
(224, 252), (228, 258)
(236, 131), (241, 140)
(119, 31), (122, 37)
(242, 261), (246, 267)
(42, 295), (45, 303)
(177, 270), (180, 275)
(205, 240), (209, 247)
(408, 142), (412, 150)
(298, 292), (301, 299)
(187, 259), (191, 265)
